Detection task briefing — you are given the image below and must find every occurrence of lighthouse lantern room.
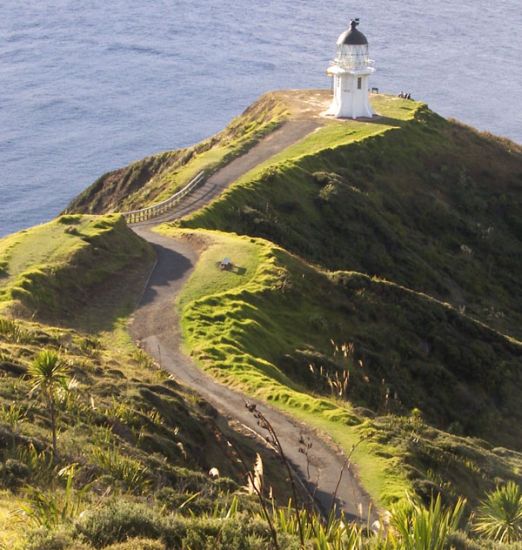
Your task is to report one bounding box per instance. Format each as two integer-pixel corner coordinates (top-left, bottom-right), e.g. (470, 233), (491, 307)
(326, 19), (375, 119)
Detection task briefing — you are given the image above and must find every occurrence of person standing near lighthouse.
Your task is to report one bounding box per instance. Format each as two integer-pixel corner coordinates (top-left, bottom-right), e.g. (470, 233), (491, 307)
(326, 19), (375, 119)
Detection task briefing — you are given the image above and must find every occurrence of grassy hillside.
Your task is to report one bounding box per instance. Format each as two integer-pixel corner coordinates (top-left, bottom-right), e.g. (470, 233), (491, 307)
(179, 100), (522, 341)
(0, 316), (306, 549)
(0, 221), (304, 549)
(8, 89), (522, 548)
(66, 92), (290, 215)
(0, 214), (153, 327)
(167, 227), (522, 506)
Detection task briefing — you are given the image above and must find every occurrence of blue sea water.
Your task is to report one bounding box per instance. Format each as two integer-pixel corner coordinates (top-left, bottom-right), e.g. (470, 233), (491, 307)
(0, 0), (521, 237)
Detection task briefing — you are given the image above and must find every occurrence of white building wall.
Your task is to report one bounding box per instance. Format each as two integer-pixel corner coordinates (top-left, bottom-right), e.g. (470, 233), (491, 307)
(328, 73), (373, 119)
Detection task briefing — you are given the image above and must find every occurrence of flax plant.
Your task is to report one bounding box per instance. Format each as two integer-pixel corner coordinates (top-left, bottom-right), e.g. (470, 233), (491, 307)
(473, 481), (522, 543)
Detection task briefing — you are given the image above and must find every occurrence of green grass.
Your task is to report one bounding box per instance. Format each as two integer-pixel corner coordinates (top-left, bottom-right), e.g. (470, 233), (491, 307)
(284, 406), (409, 509)
(65, 92), (419, 218)
(145, 103), (288, 208)
(267, 94), (422, 159)
(164, 227), (522, 507)
(0, 216), (110, 285)
(185, 94), (422, 213)
(0, 214), (154, 329)
(0, 217), (302, 548)
(178, 231), (263, 310)
(0, 218), (305, 545)
(180, 100), (522, 343)
(150, 145), (231, 201)
(4, 90), (521, 548)
(144, 91), (290, 205)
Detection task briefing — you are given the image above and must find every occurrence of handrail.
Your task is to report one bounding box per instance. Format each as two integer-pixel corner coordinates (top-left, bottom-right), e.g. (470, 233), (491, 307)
(121, 171), (206, 224)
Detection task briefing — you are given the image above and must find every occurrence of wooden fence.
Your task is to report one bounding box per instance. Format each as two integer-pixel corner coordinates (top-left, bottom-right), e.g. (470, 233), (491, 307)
(121, 171), (205, 224)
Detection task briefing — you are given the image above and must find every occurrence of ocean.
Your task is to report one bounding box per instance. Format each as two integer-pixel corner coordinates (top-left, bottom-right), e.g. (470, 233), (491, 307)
(1, 0), (521, 236)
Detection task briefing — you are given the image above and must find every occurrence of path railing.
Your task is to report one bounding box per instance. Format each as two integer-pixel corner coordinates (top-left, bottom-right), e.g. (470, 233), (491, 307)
(121, 171), (206, 224)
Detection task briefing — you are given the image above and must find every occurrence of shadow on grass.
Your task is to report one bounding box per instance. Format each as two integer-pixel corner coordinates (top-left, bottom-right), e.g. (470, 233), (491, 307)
(365, 114), (408, 128)
(214, 261), (247, 276)
(40, 250), (158, 334)
(63, 241), (193, 333)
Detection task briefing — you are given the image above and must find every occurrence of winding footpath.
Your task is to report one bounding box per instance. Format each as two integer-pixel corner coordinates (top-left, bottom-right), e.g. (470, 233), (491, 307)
(129, 119), (374, 521)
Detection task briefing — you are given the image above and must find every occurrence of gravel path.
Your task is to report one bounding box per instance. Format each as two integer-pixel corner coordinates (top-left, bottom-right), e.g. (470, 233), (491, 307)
(129, 120), (374, 521)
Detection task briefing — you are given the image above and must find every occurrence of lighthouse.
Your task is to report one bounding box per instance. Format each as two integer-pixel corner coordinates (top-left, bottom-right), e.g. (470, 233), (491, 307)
(326, 19), (375, 119)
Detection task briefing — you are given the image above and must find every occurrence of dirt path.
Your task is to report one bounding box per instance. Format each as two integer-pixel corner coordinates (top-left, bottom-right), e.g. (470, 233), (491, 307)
(130, 227), (373, 521)
(135, 119), (321, 225)
(129, 120), (374, 521)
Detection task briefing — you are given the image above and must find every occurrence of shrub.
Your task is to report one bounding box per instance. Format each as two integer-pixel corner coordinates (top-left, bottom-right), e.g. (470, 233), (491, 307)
(104, 538), (165, 550)
(25, 529), (93, 550)
(446, 530), (486, 549)
(58, 215), (82, 225)
(155, 487), (215, 516)
(312, 171), (341, 187)
(75, 501), (162, 548)
(75, 500), (287, 550)
(446, 531), (522, 549)
(162, 515), (274, 550)
(0, 458), (30, 488)
(318, 183), (339, 203)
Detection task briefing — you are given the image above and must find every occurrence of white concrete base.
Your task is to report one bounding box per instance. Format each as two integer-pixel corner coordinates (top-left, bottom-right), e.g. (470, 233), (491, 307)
(326, 97), (373, 119)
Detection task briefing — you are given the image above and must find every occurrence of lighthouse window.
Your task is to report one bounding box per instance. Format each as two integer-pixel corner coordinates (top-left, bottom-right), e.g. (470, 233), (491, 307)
(357, 77), (362, 90)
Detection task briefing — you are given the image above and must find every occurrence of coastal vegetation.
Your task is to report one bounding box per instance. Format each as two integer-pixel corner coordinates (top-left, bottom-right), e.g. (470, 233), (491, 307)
(178, 98), (522, 341)
(167, 227), (522, 506)
(0, 316), (286, 548)
(2, 90), (521, 547)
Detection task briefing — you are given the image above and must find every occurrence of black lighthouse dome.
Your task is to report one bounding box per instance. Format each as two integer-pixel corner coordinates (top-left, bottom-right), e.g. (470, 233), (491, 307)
(337, 19), (368, 46)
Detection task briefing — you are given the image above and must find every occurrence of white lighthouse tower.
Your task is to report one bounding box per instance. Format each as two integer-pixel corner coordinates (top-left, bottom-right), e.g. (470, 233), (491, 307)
(326, 19), (375, 119)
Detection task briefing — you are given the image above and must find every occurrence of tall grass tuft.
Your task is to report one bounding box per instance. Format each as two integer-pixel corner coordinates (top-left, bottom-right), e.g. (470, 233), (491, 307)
(0, 402), (27, 432)
(381, 493), (466, 550)
(91, 446), (150, 493)
(132, 348), (156, 370)
(17, 464), (86, 529)
(105, 397), (138, 426)
(11, 443), (54, 484)
(0, 318), (31, 343)
(273, 504), (364, 549)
